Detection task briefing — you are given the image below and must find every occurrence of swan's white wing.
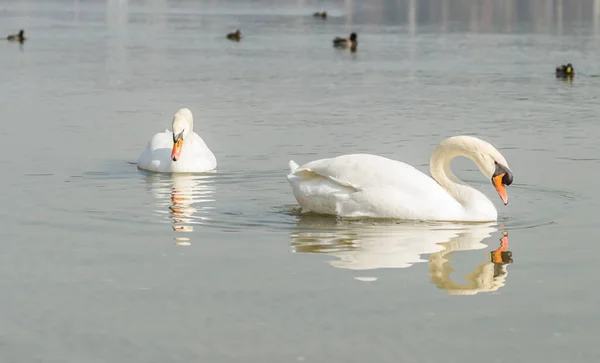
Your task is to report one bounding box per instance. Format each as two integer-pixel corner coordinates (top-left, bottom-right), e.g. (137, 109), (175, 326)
(186, 133), (217, 169)
(293, 154), (440, 193)
(137, 131), (173, 172)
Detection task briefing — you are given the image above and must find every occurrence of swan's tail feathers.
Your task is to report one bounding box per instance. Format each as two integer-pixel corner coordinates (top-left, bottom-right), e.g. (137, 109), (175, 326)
(289, 160), (300, 174)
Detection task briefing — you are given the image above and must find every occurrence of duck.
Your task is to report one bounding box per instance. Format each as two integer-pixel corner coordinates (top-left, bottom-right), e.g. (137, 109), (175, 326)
(226, 29), (241, 41)
(286, 135), (513, 222)
(137, 108), (217, 173)
(555, 63), (574, 78)
(332, 32), (357, 52)
(7, 29), (26, 43)
(313, 11), (327, 19)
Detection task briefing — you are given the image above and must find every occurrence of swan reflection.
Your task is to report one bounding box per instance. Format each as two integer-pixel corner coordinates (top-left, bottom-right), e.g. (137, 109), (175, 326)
(429, 230), (512, 295)
(290, 215), (513, 295)
(143, 173), (216, 246)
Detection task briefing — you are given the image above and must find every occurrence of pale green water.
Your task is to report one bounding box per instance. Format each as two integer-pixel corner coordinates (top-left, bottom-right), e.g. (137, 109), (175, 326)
(1, 0), (599, 362)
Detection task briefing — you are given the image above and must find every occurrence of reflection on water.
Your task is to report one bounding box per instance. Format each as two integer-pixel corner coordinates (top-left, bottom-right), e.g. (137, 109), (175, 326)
(338, 0), (599, 31)
(142, 173), (216, 246)
(556, 75), (575, 86)
(290, 215), (513, 295)
(429, 231), (513, 295)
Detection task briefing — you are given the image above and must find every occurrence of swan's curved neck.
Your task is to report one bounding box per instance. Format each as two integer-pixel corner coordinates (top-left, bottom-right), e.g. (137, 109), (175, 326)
(429, 141), (492, 214)
(173, 118), (194, 136)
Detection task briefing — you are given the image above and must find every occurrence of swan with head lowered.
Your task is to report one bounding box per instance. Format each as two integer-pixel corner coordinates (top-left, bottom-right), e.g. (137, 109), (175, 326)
(287, 135), (513, 222)
(137, 108), (217, 173)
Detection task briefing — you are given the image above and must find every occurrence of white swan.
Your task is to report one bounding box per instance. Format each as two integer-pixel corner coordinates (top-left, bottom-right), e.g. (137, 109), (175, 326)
(287, 135), (513, 222)
(137, 108), (217, 173)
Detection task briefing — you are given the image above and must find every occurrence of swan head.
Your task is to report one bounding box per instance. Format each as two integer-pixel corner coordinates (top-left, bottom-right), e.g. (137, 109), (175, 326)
(171, 108), (194, 162)
(434, 135), (513, 206)
(468, 138), (513, 205)
(349, 32), (357, 41)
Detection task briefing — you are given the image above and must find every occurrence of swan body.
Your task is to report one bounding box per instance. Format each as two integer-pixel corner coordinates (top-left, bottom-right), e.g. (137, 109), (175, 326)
(137, 108), (217, 173)
(287, 136), (513, 222)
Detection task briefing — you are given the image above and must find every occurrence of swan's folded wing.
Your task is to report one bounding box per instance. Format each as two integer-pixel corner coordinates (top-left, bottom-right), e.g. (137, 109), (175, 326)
(293, 154), (432, 192)
(293, 166), (360, 191)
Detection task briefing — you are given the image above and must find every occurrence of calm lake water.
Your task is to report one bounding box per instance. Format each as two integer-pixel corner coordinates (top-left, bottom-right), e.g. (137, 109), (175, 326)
(1, 0), (600, 362)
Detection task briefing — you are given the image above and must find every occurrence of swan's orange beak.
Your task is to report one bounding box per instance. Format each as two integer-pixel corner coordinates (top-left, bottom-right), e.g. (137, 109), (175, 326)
(493, 174), (508, 205)
(492, 163), (513, 206)
(171, 138), (183, 161)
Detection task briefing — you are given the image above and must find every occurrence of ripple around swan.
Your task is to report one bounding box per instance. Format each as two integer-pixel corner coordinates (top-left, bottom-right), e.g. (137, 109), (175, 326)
(460, 178), (578, 231)
(76, 161), (572, 256)
(130, 162), (574, 237)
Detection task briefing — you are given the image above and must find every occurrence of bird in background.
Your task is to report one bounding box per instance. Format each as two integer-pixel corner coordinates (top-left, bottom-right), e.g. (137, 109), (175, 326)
(555, 63), (574, 78)
(7, 29), (26, 43)
(333, 32), (357, 52)
(313, 11), (327, 19)
(227, 29), (242, 41)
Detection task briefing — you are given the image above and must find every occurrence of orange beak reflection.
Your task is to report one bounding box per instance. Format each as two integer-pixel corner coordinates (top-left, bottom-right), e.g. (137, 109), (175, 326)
(171, 138), (183, 161)
(493, 173), (508, 205)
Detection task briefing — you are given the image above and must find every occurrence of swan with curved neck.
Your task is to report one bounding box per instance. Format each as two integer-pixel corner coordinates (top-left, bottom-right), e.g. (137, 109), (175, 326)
(287, 135), (513, 222)
(137, 108), (217, 173)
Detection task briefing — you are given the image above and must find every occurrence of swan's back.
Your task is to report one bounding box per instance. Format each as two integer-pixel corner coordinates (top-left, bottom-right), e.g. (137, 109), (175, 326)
(290, 154), (438, 192)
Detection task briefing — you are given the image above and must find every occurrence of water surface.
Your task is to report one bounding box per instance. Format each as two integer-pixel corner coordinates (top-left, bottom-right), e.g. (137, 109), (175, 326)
(1, 0), (599, 362)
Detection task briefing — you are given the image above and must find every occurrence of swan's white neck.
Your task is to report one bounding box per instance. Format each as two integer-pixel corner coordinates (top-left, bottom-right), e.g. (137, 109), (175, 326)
(172, 108), (194, 137)
(429, 139), (497, 220)
(175, 118), (193, 135)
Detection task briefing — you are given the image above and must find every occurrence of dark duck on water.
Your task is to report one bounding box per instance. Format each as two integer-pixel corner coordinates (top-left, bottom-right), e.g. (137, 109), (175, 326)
(226, 29), (241, 41)
(7, 29), (26, 43)
(332, 32), (357, 52)
(555, 63), (574, 78)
